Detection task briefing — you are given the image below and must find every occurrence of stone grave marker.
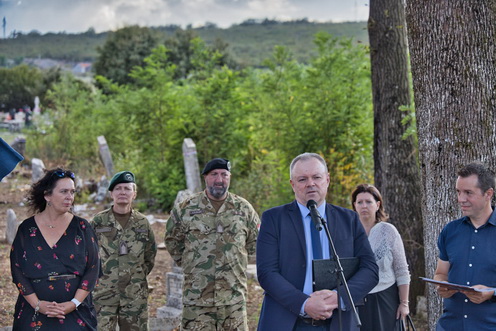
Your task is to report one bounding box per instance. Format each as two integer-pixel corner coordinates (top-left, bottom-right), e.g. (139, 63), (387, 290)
(31, 158), (45, 183)
(6, 209), (18, 244)
(97, 136), (114, 178)
(182, 138), (202, 193)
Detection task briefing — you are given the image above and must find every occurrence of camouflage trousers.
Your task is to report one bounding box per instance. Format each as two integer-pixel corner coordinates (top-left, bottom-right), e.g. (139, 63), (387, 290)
(95, 302), (148, 331)
(182, 302), (248, 331)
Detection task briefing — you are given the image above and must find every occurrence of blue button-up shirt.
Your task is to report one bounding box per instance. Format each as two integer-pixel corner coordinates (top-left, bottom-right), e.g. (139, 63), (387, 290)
(437, 208), (496, 330)
(297, 202), (331, 315)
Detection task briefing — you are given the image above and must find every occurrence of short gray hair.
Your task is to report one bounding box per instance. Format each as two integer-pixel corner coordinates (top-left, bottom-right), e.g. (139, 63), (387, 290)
(289, 153), (328, 179)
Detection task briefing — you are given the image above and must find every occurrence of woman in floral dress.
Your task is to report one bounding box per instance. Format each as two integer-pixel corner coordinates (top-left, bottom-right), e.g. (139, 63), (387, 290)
(10, 168), (100, 330)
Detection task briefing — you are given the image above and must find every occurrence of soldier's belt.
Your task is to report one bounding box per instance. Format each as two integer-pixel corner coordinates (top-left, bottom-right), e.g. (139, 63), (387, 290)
(46, 274), (78, 281)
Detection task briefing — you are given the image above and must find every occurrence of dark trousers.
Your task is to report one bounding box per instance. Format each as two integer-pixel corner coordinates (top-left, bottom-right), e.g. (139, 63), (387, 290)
(293, 318), (331, 331)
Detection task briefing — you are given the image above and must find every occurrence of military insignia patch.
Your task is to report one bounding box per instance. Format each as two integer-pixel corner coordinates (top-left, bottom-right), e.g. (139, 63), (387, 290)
(190, 210), (203, 216)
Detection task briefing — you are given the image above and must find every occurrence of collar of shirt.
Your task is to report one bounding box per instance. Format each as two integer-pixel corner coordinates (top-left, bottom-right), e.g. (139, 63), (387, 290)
(296, 201), (326, 222)
(461, 206), (496, 228)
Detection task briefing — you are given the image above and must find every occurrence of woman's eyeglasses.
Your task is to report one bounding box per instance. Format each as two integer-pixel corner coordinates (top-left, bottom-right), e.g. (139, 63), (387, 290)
(52, 170), (75, 179)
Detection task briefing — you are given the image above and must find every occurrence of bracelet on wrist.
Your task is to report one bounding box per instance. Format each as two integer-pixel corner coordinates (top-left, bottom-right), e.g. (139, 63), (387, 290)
(34, 300), (40, 313)
(71, 298), (81, 308)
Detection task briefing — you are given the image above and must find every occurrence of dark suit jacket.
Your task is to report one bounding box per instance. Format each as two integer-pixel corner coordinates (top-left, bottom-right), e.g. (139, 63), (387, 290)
(256, 200), (378, 331)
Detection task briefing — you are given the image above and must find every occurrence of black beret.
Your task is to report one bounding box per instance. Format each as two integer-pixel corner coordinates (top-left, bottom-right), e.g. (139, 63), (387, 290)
(201, 158), (231, 175)
(108, 171), (135, 191)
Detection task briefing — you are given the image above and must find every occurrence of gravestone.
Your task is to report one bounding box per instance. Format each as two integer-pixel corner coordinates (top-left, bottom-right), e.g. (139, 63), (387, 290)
(6, 209), (18, 244)
(166, 266), (184, 309)
(33, 96), (41, 115)
(97, 136), (114, 178)
(94, 175), (109, 203)
(149, 263), (184, 331)
(31, 158), (45, 183)
(182, 138), (202, 193)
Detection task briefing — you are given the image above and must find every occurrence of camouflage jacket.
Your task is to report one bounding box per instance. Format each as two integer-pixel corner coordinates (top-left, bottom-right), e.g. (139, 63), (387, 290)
(164, 191), (260, 307)
(90, 208), (157, 305)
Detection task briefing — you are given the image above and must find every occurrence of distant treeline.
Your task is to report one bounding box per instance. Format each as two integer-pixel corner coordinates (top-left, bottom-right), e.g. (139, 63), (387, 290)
(0, 20), (368, 67)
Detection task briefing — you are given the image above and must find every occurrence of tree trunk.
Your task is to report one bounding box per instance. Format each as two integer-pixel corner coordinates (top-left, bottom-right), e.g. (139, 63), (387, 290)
(368, 0), (425, 313)
(405, 1), (496, 329)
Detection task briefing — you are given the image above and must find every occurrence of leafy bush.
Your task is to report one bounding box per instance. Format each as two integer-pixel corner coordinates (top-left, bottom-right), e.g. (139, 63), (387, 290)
(26, 32), (374, 213)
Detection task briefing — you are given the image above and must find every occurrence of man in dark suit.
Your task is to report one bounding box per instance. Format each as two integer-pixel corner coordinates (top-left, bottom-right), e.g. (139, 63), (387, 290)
(257, 153), (378, 330)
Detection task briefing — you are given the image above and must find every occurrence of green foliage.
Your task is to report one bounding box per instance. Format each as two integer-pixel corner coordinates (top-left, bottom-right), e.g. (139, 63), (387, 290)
(0, 64), (46, 109)
(26, 32), (374, 213)
(27, 74), (107, 173)
(0, 21), (368, 67)
(234, 150), (293, 212)
(0, 31), (108, 62)
(93, 26), (160, 85)
(245, 33), (373, 207)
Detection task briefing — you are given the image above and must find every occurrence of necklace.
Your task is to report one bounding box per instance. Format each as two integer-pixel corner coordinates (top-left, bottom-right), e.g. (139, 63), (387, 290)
(43, 221), (56, 228)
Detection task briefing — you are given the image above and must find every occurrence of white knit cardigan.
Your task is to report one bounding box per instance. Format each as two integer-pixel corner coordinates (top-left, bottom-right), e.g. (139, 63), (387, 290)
(367, 221), (411, 294)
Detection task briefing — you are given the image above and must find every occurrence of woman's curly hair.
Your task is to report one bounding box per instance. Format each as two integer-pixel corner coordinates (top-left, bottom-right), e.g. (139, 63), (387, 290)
(26, 168), (75, 214)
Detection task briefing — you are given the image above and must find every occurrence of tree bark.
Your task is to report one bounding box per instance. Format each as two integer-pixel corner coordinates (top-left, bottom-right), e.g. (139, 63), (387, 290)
(368, 0), (425, 313)
(405, 1), (496, 329)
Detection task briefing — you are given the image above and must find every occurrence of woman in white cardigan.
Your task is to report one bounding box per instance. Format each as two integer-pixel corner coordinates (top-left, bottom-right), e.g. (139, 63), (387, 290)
(351, 184), (411, 331)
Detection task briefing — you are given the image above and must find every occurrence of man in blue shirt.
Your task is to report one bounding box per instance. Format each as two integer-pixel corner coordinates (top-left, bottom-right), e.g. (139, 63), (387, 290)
(435, 162), (496, 330)
(256, 152), (378, 330)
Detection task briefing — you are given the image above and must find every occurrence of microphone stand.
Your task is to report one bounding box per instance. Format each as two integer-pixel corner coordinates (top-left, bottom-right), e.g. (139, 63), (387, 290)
(319, 215), (361, 330)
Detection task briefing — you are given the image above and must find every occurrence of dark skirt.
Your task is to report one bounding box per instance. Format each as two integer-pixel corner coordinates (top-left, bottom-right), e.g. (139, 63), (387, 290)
(358, 283), (399, 331)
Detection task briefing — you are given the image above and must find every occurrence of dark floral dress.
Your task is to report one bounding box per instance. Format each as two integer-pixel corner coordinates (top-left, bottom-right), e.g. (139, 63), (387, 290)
(10, 215), (100, 330)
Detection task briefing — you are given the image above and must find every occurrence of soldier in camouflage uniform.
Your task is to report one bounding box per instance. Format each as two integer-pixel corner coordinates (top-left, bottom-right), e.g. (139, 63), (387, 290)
(165, 158), (260, 330)
(90, 171), (157, 331)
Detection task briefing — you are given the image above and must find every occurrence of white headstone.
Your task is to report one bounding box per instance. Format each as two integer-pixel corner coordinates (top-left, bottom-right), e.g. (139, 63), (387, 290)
(182, 138), (202, 193)
(97, 136), (114, 178)
(150, 306), (181, 331)
(6, 209), (18, 244)
(166, 269), (184, 310)
(33, 96), (41, 115)
(31, 158), (45, 183)
(94, 175), (109, 203)
(149, 267), (184, 331)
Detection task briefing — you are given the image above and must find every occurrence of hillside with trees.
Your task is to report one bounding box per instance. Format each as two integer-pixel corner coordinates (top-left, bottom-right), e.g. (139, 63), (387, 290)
(1, 29), (373, 212)
(0, 20), (368, 67)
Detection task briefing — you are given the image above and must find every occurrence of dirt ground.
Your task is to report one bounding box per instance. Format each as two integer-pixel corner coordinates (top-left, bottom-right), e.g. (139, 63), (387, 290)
(0, 170), (264, 329)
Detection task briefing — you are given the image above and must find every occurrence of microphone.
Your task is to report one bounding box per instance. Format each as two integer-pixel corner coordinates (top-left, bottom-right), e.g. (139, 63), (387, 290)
(306, 199), (323, 231)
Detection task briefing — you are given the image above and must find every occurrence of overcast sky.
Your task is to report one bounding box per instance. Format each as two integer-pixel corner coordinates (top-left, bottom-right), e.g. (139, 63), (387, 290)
(0, 0), (369, 34)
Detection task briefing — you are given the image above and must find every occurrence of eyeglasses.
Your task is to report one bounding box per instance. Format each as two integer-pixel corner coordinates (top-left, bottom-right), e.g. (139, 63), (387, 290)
(52, 170), (75, 179)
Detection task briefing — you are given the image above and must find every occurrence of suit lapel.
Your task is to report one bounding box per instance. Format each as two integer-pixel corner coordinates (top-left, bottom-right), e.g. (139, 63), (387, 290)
(324, 203), (335, 256)
(287, 200), (307, 256)
(324, 203), (332, 232)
